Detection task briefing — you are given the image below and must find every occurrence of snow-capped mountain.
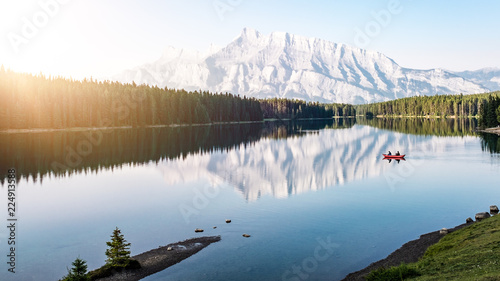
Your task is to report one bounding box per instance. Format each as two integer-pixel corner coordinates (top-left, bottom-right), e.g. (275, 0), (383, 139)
(452, 68), (500, 92)
(115, 28), (489, 104)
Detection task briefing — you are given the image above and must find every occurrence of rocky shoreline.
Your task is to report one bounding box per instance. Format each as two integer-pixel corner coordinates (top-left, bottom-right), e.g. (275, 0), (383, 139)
(94, 236), (221, 281)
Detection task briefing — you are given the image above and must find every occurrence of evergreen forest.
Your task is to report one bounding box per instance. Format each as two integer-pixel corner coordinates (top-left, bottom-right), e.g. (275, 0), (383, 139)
(0, 69), (352, 130)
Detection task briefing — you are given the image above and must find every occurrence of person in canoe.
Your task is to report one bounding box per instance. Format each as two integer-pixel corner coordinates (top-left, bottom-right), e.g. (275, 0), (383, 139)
(396, 151), (400, 156)
(387, 151), (392, 155)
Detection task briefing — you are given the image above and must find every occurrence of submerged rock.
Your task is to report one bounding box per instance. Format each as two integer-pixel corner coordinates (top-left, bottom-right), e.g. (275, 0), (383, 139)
(475, 212), (491, 221)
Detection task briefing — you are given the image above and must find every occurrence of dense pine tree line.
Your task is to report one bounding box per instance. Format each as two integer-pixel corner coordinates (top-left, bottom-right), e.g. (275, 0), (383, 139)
(260, 98), (355, 119)
(479, 94), (500, 128)
(0, 70), (355, 130)
(355, 92), (500, 121)
(0, 69), (264, 130)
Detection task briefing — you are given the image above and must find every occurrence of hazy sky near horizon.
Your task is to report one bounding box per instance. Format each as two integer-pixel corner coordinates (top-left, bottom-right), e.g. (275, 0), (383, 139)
(1, 0), (499, 80)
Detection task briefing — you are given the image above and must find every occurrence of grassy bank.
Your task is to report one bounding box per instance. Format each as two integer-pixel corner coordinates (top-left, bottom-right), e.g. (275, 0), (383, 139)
(367, 215), (500, 280)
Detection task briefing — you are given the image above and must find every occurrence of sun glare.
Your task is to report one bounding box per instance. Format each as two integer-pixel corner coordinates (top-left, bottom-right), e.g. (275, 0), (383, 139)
(0, 1), (87, 78)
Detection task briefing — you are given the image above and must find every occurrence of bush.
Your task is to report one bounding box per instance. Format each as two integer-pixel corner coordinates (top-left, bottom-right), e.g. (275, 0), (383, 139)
(366, 263), (420, 281)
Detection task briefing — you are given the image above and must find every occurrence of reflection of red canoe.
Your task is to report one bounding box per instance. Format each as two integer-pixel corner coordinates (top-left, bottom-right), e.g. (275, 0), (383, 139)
(383, 154), (405, 158)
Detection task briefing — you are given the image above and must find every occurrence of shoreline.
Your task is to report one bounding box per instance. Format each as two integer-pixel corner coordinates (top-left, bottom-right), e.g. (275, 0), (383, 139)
(341, 223), (471, 281)
(0, 121), (266, 134)
(93, 236), (221, 281)
(478, 126), (500, 135)
(0, 117), (351, 134)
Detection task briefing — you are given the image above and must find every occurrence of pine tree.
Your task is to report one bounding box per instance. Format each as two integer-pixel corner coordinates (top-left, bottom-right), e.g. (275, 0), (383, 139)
(60, 257), (90, 281)
(497, 105), (500, 124)
(105, 227), (132, 267)
(194, 101), (211, 124)
(486, 95), (499, 127)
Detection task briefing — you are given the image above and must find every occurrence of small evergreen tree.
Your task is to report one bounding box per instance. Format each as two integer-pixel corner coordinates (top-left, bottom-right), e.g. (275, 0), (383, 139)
(60, 257), (90, 281)
(105, 227), (131, 267)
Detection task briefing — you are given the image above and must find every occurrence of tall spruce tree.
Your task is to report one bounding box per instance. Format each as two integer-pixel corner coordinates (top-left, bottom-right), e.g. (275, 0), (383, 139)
(105, 227), (132, 267)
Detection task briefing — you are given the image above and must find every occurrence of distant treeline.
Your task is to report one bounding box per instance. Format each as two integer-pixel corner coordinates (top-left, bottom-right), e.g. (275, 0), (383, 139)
(0, 69), (352, 130)
(355, 92), (500, 126)
(260, 98), (355, 120)
(0, 69), (263, 129)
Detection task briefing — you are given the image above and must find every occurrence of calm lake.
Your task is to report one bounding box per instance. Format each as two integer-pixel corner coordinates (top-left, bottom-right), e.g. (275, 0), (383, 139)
(1, 118), (499, 281)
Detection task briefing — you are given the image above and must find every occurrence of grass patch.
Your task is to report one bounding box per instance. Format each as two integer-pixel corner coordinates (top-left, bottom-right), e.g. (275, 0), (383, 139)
(367, 215), (500, 280)
(365, 263), (420, 281)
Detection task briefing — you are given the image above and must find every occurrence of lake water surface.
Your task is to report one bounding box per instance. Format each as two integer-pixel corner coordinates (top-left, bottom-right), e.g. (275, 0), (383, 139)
(1, 119), (499, 281)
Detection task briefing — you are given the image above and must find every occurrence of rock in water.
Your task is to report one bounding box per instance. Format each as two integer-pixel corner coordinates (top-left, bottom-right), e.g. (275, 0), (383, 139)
(195, 228), (204, 233)
(242, 234), (251, 238)
(225, 219), (231, 223)
(475, 212), (491, 221)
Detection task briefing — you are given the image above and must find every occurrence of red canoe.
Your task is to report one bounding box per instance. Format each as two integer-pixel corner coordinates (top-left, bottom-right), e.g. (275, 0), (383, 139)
(383, 154), (405, 158)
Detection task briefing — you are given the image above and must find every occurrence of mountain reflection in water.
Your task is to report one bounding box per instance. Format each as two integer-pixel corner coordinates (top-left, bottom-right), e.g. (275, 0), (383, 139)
(2, 117), (497, 201)
(157, 121), (482, 200)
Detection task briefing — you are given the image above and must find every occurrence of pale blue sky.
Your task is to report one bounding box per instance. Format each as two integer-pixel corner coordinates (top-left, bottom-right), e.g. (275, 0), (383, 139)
(1, 0), (499, 80)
